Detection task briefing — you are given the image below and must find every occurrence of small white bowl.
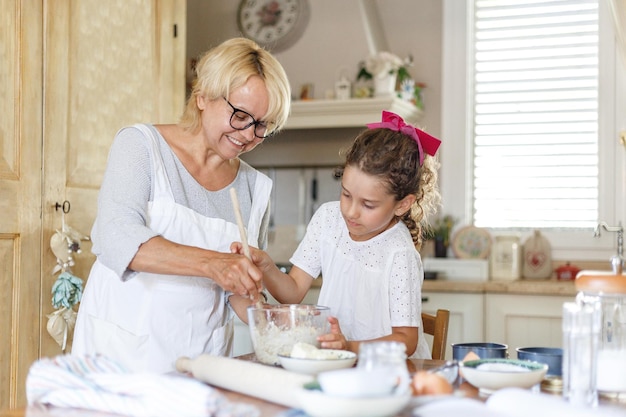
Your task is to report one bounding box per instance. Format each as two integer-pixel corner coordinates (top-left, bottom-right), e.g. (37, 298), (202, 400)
(317, 367), (406, 398)
(296, 387), (410, 417)
(460, 358), (548, 394)
(278, 350), (357, 375)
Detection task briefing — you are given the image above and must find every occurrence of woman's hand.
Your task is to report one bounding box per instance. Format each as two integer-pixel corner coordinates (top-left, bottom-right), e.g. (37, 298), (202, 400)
(318, 316), (351, 351)
(207, 251), (264, 301)
(230, 242), (314, 305)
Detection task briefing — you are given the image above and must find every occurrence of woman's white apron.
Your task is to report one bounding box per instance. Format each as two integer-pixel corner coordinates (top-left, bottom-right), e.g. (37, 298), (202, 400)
(72, 124), (271, 373)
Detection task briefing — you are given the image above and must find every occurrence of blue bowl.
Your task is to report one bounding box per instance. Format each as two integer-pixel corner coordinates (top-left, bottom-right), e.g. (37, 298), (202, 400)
(452, 342), (508, 360)
(516, 347), (563, 376)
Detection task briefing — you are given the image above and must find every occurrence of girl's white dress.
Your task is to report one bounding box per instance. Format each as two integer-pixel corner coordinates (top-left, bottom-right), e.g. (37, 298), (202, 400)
(290, 201), (431, 359)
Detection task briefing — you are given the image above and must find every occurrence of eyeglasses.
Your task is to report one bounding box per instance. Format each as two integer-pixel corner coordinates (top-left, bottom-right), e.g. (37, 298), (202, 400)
(223, 97), (276, 139)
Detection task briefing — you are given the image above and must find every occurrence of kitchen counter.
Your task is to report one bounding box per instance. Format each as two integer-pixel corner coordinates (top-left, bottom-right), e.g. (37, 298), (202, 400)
(317, 275), (578, 295)
(423, 278), (578, 297)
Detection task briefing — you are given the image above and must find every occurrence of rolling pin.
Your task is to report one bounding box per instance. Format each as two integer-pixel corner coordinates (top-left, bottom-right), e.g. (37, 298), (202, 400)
(176, 355), (313, 408)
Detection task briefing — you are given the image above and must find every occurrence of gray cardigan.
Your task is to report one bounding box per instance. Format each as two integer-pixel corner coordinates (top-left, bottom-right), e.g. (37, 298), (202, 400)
(90, 124), (270, 280)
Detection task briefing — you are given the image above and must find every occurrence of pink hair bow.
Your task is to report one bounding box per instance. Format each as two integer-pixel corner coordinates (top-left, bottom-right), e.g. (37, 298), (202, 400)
(366, 111), (441, 165)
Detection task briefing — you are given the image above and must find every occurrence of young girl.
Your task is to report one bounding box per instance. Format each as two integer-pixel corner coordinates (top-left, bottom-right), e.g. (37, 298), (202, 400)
(243, 111), (441, 359)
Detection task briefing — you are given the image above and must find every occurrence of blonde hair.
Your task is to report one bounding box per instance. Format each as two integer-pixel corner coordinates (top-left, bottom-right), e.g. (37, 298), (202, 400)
(180, 38), (291, 134)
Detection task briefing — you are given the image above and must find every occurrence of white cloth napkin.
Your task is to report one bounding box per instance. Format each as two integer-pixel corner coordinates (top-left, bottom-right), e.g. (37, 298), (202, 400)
(487, 388), (626, 417)
(26, 354), (259, 417)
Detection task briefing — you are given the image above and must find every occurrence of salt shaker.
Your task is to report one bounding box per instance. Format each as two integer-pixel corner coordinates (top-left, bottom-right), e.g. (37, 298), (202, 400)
(562, 295), (601, 407)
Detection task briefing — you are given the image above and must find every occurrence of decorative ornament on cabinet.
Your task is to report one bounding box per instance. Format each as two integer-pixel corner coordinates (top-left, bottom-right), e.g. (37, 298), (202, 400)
(48, 201), (89, 352)
(354, 62), (374, 98)
(334, 67), (352, 100)
(237, 0), (311, 52)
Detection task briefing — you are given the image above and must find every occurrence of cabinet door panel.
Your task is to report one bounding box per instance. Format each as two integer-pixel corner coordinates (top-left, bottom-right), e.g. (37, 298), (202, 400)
(485, 294), (574, 352)
(41, 0), (186, 359)
(0, 0), (43, 408)
(422, 292), (485, 360)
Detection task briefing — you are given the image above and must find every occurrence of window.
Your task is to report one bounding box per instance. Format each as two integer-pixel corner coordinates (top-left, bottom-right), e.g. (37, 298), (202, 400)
(473, 0), (599, 229)
(442, 0), (624, 260)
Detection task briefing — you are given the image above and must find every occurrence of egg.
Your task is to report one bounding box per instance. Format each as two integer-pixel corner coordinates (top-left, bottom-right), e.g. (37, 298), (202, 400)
(411, 370), (454, 396)
(459, 351), (481, 379)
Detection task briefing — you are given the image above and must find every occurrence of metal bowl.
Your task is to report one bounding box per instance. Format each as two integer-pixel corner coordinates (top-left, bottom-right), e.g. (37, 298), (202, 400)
(452, 342), (508, 360)
(516, 347), (563, 376)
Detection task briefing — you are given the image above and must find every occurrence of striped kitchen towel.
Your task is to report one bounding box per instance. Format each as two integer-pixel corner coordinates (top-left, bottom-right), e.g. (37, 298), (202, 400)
(26, 354), (259, 417)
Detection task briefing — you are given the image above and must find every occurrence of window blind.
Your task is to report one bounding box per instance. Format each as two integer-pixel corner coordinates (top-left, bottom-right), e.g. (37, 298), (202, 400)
(472, 0), (599, 229)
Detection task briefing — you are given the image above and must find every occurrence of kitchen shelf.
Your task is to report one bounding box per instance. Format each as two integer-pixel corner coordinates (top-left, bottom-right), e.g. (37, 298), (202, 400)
(285, 97), (423, 129)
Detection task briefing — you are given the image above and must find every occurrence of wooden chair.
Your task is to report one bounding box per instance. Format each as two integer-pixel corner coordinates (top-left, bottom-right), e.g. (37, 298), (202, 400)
(422, 309), (450, 360)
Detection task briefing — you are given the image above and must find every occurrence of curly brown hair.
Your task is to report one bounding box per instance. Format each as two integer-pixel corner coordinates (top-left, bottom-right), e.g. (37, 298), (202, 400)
(334, 128), (441, 248)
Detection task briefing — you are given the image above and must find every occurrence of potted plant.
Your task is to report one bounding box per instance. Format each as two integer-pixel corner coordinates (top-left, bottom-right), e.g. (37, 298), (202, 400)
(363, 51), (407, 97)
(423, 215), (457, 258)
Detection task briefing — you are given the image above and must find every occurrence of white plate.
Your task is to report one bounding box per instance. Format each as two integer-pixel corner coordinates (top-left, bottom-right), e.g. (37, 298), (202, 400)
(295, 388), (411, 417)
(459, 358), (548, 394)
(278, 351), (357, 375)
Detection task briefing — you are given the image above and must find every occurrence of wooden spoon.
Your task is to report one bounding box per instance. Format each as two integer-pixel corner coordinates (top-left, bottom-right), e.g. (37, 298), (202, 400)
(229, 187), (264, 308)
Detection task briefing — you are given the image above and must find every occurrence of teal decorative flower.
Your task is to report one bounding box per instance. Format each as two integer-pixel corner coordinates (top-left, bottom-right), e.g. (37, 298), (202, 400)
(51, 271), (84, 309)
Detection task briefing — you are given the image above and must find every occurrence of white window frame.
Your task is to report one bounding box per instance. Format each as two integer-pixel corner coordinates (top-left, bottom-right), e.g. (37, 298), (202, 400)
(441, 0), (626, 262)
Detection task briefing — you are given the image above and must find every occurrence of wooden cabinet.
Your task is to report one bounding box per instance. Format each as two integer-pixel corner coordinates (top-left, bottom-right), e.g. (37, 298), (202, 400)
(422, 291), (485, 360)
(485, 294), (575, 355)
(0, 0), (185, 408)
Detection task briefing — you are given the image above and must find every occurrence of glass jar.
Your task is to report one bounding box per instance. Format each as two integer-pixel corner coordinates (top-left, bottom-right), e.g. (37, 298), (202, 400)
(490, 235), (522, 280)
(562, 297), (600, 407)
(576, 272), (626, 401)
(357, 341), (410, 395)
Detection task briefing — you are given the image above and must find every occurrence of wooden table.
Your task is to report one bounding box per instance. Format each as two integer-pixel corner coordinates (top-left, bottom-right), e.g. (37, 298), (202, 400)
(1, 357), (623, 417)
(0, 358), (450, 417)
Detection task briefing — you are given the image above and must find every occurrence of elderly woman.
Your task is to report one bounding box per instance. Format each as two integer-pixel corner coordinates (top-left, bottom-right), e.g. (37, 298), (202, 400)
(72, 38), (291, 373)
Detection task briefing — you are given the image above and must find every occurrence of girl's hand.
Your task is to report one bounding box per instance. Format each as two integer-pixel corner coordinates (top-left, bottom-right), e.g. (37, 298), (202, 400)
(230, 242), (276, 274)
(318, 316), (349, 350)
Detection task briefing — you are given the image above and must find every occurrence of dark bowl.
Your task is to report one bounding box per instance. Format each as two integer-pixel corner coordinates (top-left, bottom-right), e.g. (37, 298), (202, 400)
(516, 347), (563, 376)
(452, 342), (508, 360)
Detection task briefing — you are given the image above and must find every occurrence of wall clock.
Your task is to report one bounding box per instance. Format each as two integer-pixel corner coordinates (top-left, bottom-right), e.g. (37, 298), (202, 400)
(237, 0), (311, 52)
